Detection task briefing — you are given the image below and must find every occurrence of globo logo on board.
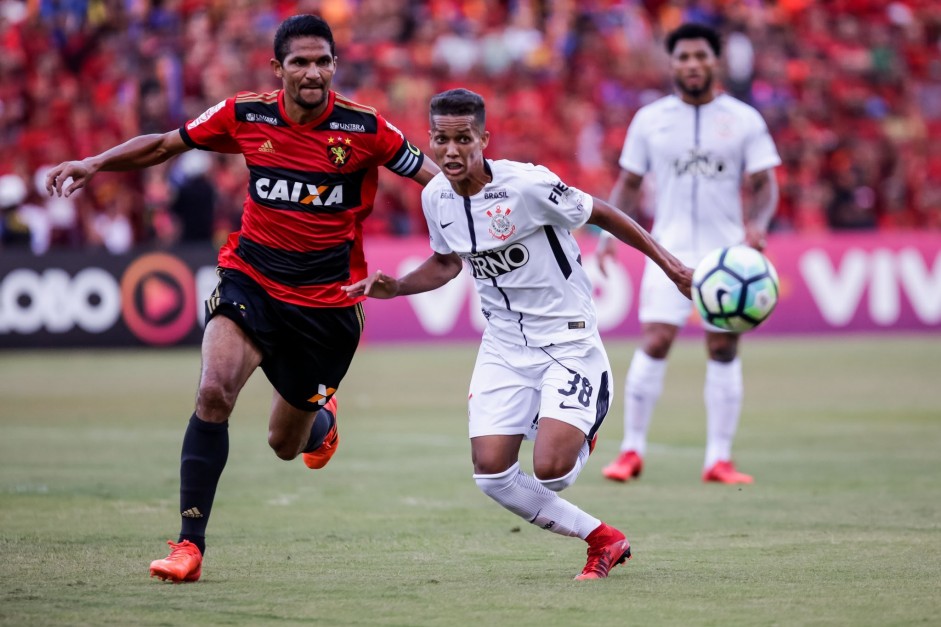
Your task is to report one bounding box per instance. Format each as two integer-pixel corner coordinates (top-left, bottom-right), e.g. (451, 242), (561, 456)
(0, 252), (215, 346)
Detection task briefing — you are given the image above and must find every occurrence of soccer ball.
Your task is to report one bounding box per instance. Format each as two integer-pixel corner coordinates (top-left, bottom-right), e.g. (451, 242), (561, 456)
(692, 245), (779, 332)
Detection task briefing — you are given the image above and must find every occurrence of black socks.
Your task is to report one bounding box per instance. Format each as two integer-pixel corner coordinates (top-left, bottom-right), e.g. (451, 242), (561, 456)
(178, 413), (229, 555)
(302, 406), (336, 453)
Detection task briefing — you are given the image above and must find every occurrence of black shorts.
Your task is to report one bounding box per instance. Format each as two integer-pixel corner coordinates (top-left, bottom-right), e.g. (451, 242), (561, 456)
(205, 268), (365, 411)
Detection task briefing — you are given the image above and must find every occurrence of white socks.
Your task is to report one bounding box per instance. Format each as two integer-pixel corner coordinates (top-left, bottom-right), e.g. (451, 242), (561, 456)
(704, 358), (743, 468)
(619, 349), (744, 470)
(620, 349), (668, 455)
(474, 462), (600, 539)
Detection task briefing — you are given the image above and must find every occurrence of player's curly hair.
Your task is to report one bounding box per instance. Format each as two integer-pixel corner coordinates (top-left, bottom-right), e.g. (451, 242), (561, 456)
(666, 23), (721, 57)
(429, 89), (486, 132)
(274, 14), (335, 62)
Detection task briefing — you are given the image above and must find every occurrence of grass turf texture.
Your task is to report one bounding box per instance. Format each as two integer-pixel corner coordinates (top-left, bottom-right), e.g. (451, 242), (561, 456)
(1, 336), (939, 626)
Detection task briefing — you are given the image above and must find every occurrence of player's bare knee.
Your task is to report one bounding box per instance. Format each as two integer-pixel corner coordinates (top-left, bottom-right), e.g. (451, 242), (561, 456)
(706, 332), (739, 361)
(267, 431), (299, 461)
(643, 337), (672, 360)
(709, 348), (736, 363)
(473, 463), (517, 498)
(534, 463), (578, 492)
(472, 450), (517, 476)
(532, 458), (573, 483)
(196, 380), (237, 422)
(641, 324), (677, 359)
(474, 461), (508, 476)
(707, 341), (738, 362)
(641, 330), (671, 357)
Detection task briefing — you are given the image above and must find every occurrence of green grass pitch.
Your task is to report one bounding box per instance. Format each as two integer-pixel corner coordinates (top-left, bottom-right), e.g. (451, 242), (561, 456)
(1, 335), (939, 626)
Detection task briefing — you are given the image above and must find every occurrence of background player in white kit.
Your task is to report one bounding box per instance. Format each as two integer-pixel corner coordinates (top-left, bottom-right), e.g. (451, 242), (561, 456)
(597, 23), (781, 485)
(344, 88), (692, 580)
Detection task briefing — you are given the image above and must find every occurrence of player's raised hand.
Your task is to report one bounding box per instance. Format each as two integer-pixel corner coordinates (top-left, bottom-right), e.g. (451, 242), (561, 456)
(45, 160), (93, 198)
(673, 264), (694, 300)
(342, 270), (400, 299)
(744, 224), (768, 252)
(595, 235), (619, 278)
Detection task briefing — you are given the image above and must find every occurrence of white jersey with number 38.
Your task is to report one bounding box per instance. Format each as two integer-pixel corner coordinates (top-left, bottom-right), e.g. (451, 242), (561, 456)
(421, 159), (595, 347)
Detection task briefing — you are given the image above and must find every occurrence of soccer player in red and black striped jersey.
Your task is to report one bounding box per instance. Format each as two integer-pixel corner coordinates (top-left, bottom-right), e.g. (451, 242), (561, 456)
(45, 14), (439, 583)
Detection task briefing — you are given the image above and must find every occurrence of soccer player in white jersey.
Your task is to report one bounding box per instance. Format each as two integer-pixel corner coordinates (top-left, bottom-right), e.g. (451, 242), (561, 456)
(597, 23), (781, 485)
(344, 88), (692, 579)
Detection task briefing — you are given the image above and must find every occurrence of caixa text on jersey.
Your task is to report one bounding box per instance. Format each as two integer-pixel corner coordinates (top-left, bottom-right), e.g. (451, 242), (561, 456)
(252, 178), (350, 206)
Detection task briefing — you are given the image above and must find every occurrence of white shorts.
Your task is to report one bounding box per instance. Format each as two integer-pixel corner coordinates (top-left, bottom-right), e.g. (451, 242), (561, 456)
(467, 331), (613, 441)
(638, 261), (695, 327)
(638, 258), (728, 331)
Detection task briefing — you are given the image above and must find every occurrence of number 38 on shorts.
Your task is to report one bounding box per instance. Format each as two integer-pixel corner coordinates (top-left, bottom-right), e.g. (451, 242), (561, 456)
(467, 331), (613, 441)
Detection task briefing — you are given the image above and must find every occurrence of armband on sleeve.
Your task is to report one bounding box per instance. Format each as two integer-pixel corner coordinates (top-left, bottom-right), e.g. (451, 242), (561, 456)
(384, 140), (424, 178)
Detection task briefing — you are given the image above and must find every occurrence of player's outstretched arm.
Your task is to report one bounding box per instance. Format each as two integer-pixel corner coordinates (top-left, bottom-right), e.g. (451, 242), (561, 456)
(411, 156), (442, 187)
(588, 197), (693, 299)
(596, 169), (644, 277)
(45, 130), (191, 198)
(343, 252), (463, 300)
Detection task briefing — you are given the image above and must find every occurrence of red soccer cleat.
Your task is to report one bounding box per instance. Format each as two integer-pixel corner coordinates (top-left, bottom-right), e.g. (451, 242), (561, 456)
(302, 396), (339, 470)
(149, 540), (202, 583)
(602, 450), (644, 482)
(702, 460), (754, 484)
(575, 523), (632, 580)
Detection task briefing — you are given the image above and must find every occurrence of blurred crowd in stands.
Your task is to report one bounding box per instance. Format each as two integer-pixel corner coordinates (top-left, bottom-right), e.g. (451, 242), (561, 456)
(1, 0), (940, 254)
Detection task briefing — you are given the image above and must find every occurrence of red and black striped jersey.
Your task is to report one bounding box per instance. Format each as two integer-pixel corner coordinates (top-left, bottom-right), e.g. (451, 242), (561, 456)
(179, 89), (424, 307)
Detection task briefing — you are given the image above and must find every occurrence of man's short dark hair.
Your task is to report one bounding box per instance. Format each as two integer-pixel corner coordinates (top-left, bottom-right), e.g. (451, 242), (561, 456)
(429, 89), (486, 132)
(666, 23), (721, 57)
(274, 14), (335, 62)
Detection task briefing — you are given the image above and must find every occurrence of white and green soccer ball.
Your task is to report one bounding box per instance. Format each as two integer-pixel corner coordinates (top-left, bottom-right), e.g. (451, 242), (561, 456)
(692, 245), (779, 332)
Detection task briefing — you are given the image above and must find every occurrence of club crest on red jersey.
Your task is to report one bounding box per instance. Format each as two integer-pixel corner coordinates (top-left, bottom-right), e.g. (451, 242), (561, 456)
(327, 136), (353, 167)
(487, 206), (516, 241)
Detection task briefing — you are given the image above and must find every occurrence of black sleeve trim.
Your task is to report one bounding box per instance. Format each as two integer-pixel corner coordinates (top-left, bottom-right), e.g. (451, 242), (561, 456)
(179, 127), (212, 151)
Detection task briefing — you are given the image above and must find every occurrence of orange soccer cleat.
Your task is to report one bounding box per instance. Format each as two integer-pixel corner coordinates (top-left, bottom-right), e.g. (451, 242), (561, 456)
(602, 450), (644, 482)
(702, 460), (754, 484)
(575, 523), (632, 580)
(302, 396), (340, 470)
(149, 540), (202, 583)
